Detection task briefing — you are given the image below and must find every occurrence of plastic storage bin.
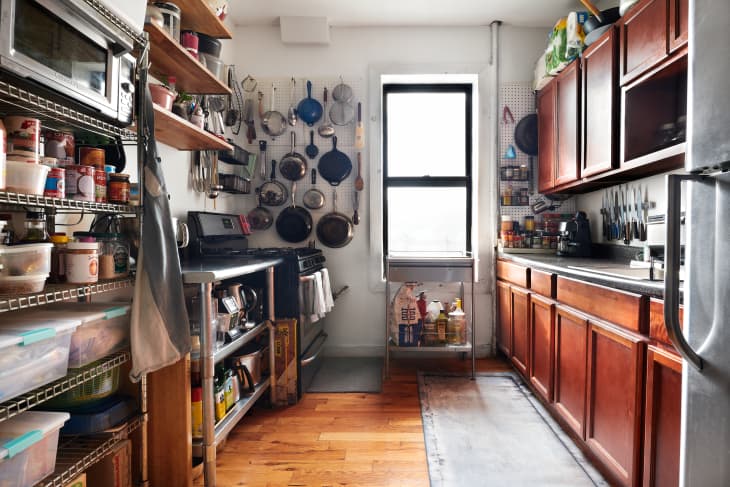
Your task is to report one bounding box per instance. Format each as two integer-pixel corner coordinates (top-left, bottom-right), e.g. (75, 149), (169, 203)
(0, 411), (70, 487)
(0, 320), (79, 402)
(0, 274), (48, 294)
(43, 363), (120, 409)
(5, 160), (50, 196)
(0, 243), (53, 276)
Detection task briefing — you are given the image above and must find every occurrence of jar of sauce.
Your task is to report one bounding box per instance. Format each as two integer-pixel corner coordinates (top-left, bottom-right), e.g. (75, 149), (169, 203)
(108, 173), (131, 204)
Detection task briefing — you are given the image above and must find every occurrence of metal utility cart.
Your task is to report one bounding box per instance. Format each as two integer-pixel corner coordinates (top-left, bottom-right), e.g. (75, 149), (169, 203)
(384, 252), (476, 379)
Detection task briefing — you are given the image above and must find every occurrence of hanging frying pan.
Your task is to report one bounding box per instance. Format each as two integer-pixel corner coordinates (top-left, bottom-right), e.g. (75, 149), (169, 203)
(297, 80), (323, 126)
(279, 131), (308, 181)
(247, 188), (273, 230)
(259, 160), (288, 206)
(318, 136), (352, 186)
(303, 169), (325, 210)
(316, 189), (354, 248)
(275, 181), (313, 243)
(514, 114), (538, 156)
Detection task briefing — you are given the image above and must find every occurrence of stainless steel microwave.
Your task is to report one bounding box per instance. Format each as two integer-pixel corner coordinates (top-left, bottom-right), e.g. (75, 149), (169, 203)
(0, 0), (137, 126)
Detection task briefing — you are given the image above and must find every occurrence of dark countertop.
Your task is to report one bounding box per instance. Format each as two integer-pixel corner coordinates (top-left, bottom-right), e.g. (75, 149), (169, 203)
(497, 251), (681, 300)
(181, 257), (284, 284)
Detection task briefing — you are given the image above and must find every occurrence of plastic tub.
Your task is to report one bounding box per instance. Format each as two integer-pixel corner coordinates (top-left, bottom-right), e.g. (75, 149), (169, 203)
(5, 161), (49, 195)
(0, 243), (52, 276)
(44, 364), (119, 409)
(57, 395), (136, 435)
(0, 274), (48, 294)
(62, 303), (131, 368)
(0, 411), (69, 487)
(0, 320), (79, 402)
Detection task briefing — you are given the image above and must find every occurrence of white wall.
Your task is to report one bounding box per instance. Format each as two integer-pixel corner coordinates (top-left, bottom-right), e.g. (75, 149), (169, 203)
(153, 24), (547, 356)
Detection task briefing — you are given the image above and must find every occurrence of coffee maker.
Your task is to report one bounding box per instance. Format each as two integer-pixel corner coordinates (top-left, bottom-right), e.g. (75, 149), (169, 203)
(557, 211), (592, 257)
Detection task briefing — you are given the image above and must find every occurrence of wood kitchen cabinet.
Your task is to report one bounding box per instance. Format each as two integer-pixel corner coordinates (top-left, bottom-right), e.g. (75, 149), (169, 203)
(586, 319), (646, 487)
(643, 345), (682, 487)
(510, 286), (530, 377)
(582, 27), (618, 178)
(619, 0), (669, 85)
(497, 280), (512, 357)
(537, 80), (557, 193)
(554, 305), (589, 439)
(529, 294), (555, 402)
(669, 0), (689, 53)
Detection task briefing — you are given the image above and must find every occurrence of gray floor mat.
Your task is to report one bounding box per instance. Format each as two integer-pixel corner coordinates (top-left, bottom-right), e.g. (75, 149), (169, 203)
(306, 357), (383, 393)
(419, 372), (609, 487)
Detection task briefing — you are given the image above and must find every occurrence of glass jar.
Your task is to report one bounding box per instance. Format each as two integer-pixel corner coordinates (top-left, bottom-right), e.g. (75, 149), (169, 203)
(524, 216), (535, 232)
(500, 216), (513, 233)
(49, 233), (69, 283)
(108, 173), (131, 204)
(65, 241), (99, 284)
(20, 210), (49, 243)
(97, 233), (130, 279)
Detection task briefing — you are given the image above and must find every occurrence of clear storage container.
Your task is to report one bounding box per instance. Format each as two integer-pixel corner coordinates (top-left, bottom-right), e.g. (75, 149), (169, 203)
(0, 320), (79, 402)
(0, 411), (70, 487)
(0, 243), (52, 276)
(0, 274), (48, 294)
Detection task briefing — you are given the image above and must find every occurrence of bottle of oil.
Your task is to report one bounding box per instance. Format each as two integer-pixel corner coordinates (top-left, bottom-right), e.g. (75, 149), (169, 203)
(436, 308), (448, 344)
(448, 298), (466, 345)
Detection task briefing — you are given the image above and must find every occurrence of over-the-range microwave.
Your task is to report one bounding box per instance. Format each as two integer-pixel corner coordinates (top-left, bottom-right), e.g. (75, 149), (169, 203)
(0, 0), (137, 126)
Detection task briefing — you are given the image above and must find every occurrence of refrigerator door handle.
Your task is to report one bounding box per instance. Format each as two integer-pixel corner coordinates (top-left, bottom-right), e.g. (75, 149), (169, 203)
(665, 174), (705, 370)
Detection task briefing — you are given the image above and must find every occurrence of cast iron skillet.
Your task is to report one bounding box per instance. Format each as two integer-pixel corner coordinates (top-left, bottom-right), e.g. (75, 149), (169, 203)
(514, 114), (538, 156)
(276, 181), (313, 243)
(318, 136), (352, 186)
(316, 189), (353, 248)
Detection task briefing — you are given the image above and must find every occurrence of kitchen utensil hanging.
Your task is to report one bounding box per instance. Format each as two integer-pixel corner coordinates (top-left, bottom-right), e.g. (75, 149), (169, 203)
(305, 130), (319, 159)
(352, 191), (360, 225)
(354, 152), (364, 191)
(354, 102), (365, 149)
(318, 87), (335, 138)
(329, 99), (355, 126)
(317, 189), (354, 248)
(258, 140), (267, 179)
(247, 188), (273, 230)
(287, 77), (298, 126)
(279, 131), (308, 181)
(332, 77), (354, 103)
(303, 169), (325, 210)
(225, 66), (244, 134)
(297, 80), (323, 126)
(259, 159), (288, 206)
(261, 84), (287, 138)
(318, 136), (352, 186)
(242, 75), (257, 143)
(275, 181), (313, 243)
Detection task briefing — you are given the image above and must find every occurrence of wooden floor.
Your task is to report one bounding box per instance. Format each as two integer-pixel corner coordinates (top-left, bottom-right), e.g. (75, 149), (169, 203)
(197, 357), (510, 487)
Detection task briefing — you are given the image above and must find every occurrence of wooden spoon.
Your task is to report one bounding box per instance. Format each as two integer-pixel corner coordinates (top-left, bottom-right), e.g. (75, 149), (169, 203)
(355, 152), (364, 191)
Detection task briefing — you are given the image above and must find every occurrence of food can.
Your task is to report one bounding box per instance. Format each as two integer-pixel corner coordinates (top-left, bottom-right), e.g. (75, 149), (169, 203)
(65, 164), (95, 201)
(79, 147), (105, 170)
(4, 116), (39, 160)
(44, 166), (66, 199)
(65, 242), (99, 284)
(43, 130), (75, 163)
(94, 169), (107, 203)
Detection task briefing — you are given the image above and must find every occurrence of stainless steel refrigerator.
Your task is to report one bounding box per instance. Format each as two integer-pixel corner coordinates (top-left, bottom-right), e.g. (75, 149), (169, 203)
(664, 1), (730, 485)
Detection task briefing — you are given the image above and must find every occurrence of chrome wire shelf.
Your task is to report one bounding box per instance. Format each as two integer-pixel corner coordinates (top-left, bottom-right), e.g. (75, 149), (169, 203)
(0, 191), (139, 213)
(0, 277), (135, 313)
(36, 414), (144, 487)
(82, 0), (147, 48)
(0, 351), (129, 422)
(0, 80), (137, 141)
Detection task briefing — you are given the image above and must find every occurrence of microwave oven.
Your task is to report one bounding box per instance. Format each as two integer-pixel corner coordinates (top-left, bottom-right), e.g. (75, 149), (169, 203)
(0, 0), (137, 126)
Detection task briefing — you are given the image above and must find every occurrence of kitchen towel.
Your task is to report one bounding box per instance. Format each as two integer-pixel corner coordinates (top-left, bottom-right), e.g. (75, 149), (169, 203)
(321, 268), (334, 312)
(129, 81), (191, 381)
(310, 271), (327, 322)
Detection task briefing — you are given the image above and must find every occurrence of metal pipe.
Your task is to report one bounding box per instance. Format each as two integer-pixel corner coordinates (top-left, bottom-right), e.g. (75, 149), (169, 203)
(490, 20), (501, 357)
(471, 265), (476, 379)
(266, 267), (277, 405)
(384, 257), (390, 379)
(199, 282), (216, 486)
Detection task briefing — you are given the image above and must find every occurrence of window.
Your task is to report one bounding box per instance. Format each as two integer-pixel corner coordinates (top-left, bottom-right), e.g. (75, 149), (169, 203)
(383, 83), (473, 255)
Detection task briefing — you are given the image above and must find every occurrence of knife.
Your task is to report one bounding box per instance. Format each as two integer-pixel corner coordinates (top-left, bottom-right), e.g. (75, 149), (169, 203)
(613, 189), (620, 240)
(622, 188), (631, 245)
(632, 187), (640, 239)
(601, 191), (608, 240)
(638, 187), (647, 241)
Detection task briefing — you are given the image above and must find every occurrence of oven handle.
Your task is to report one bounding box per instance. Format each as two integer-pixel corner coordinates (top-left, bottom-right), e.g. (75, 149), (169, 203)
(300, 331), (328, 366)
(299, 274), (316, 283)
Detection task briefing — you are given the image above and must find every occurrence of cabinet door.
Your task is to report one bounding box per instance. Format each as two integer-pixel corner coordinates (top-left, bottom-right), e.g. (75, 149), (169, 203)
(582, 27), (618, 178)
(497, 280), (512, 357)
(510, 286), (530, 377)
(586, 320), (646, 487)
(669, 0), (688, 53)
(537, 80), (556, 193)
(619, 0), (669, 85)
(643, 346), (682, 487)
(529, 294), (555, 402)
(555, 60), (581, 186)
(554, 305), (588, 438)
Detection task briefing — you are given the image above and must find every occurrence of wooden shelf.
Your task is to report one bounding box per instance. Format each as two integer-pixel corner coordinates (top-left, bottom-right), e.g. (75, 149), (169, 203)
(144, 22), (231, 95)
(176, 0), (233, 39)
(152, 103), (233, 151)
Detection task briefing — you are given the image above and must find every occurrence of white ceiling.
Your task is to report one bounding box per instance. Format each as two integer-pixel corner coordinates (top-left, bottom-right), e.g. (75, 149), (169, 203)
(229, 0), (614, 28)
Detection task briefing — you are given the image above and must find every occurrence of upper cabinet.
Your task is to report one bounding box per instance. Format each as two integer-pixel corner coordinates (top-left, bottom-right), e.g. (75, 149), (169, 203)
(537, 81), (557, 194)
(668, 0), (689, 53)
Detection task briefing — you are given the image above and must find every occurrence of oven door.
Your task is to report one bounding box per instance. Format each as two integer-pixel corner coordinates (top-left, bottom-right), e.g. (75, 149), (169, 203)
(0, 0), (134, 121)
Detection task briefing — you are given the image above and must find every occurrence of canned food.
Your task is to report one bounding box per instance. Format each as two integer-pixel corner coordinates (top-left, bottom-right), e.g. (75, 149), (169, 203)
(79, 147), (105, 170)
(43, 130), (75, 163)
(4, 116), (40, 160)
(44, 167), (66, 199)
(65, 165), (95, 201)
(94, 169), (107, 203)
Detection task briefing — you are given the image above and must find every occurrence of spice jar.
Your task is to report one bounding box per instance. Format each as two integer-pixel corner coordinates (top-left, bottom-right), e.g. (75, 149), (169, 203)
(49, 233), (69, 283)
(65, 241), (99, 284)
(500, 216), (513, 233)
(524, 215), (535, 232)
(97, 233), (130, 279)
(20, 210), (49, 243)
(108, 173), (131, 204)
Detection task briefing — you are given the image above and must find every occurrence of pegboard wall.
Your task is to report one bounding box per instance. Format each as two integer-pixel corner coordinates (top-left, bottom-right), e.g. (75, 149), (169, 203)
(227, 76), (365, 217)
(499, 82), (575, 225)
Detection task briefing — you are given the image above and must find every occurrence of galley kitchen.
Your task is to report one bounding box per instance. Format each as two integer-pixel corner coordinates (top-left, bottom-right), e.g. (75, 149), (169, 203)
(0, 0), (726, 486)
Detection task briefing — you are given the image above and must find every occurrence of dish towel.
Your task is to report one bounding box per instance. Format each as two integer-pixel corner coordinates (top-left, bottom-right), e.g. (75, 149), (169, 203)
(321, 268), (335, 312)
(310, 271), (327, 322)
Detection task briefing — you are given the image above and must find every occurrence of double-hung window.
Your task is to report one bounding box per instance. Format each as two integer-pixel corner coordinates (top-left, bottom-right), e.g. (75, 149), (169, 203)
(382, 83), (473, 255)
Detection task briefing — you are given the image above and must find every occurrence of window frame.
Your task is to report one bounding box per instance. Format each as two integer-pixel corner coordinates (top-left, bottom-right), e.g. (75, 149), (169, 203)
(382, 83), (473, 255)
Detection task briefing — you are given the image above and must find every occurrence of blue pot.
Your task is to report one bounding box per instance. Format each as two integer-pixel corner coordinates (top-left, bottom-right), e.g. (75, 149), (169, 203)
(297, 80), (323, 126)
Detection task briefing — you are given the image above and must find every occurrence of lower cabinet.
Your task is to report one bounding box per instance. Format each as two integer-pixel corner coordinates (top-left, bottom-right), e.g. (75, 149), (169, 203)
(643, 345), (682, 487)
(510, 286), (531, 376)
(585, 319), (646, 487)
(554, 305), (589, 439)
(529, 294), (555, 402)
(497, 280), (512, 357)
